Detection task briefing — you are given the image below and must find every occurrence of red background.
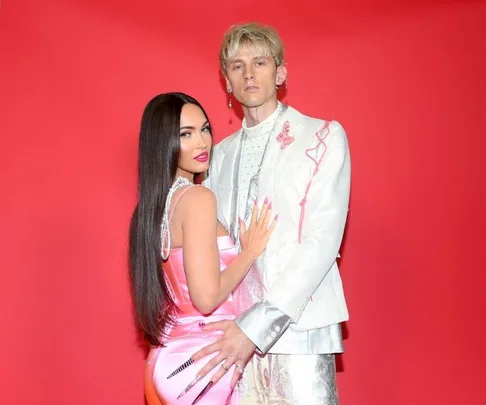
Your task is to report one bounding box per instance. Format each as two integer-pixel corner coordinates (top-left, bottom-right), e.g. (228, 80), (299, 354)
(1, 0), (485, 404)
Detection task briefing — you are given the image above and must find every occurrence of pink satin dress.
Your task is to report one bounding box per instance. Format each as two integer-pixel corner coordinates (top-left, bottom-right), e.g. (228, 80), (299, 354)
(145, 227), (239, 404)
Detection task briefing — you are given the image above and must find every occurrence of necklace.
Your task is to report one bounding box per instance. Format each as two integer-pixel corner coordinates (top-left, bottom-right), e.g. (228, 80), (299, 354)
(161, 176), (193, 260)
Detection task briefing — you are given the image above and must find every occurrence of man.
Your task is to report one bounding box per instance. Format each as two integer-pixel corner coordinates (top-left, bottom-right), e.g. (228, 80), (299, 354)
(174, 22), (351, 404)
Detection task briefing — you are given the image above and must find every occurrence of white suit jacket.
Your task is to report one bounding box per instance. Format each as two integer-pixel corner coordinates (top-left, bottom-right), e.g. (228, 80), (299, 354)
(205, 105), (350, 354)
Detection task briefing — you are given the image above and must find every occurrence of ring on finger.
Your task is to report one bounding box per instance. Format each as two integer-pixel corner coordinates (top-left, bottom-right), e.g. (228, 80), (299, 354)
(222, 364), (230, 372)
(235, 364), (244, 374)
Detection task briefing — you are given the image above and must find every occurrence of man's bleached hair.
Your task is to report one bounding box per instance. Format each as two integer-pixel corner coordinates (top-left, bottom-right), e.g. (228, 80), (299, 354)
(219, 22), (285, 73)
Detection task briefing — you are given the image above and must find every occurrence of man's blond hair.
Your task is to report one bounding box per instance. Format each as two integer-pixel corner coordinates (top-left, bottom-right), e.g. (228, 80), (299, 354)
(219, 22), (285, 73)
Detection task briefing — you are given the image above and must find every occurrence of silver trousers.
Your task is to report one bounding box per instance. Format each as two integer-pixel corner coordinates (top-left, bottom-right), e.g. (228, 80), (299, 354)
(238, 353), (339, 405)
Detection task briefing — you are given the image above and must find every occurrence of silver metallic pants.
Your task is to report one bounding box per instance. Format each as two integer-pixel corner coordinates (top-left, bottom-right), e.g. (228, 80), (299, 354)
(238, 353), (339, 405)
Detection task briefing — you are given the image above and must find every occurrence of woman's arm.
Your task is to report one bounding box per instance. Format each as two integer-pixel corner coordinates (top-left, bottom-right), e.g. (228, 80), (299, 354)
(178, 186), (274, 314)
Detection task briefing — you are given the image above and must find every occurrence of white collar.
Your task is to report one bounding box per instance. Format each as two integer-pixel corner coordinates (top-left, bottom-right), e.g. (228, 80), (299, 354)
(242, 102), (283, 139)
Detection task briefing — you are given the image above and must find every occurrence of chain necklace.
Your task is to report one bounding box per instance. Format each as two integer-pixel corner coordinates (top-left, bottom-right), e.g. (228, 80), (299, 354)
(160, 176), (193, 260)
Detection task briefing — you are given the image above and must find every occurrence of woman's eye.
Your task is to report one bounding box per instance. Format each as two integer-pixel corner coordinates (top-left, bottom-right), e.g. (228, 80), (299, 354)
(180, 132), (191, 138)
(202, 126), (211, 133)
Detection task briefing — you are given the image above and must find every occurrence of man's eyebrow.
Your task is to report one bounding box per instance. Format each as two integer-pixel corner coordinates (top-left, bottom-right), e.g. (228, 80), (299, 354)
(229, 56), (269, 63)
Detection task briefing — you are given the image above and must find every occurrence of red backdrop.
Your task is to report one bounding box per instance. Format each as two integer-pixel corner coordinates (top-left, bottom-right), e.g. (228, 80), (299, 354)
(1, 0), (485, 404)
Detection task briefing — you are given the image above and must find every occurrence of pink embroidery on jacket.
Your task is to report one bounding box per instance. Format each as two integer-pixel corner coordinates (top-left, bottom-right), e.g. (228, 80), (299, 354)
(276, 121), (294, 149)
(298, 121), (331, 243)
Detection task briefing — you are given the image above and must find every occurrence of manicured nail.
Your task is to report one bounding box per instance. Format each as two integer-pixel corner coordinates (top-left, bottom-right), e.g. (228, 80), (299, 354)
(275, 214), (278, 220)
(254, 199), (258, 206)
(198, 321), (205, 328)
(264, 197), (268, 204)
(176, 375), (202, 399)
(191, 381), (214, 404)
(167, 357), (195, 379)
(224, 387), (235, 405)
(268, 202), (272, 210)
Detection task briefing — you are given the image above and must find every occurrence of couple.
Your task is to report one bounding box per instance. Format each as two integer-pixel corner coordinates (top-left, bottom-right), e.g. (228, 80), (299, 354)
(129, 22), (351, 405)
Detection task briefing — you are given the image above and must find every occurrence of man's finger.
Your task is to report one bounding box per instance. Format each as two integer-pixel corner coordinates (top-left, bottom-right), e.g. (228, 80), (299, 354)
(225, 365), (244, 404)
(195, 353), (226, 381)
(230, 366), (242, 390)
(191, 340), (221, 362)
(201, 319), (230, 331)
(166, 339), (222, 379)
(173, 353), (224, 401)
(207, 359), (234, 387)
(223, 368), (241, 405)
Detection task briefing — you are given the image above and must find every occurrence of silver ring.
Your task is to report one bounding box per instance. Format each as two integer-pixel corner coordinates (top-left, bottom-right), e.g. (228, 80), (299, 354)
(222, 364), (229, 371)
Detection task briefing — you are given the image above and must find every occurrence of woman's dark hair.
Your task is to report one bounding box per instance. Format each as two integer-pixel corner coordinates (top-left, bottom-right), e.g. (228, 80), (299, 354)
(129, 92), (211, 346)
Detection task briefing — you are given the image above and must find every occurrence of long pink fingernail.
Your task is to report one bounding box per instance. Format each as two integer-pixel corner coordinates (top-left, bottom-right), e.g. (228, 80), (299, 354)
(224, 387), (236, 405)
(191, 381), (214, 404)
(268, 202), (272, 209)
(275, 214), (279, 220)
(177, 375), (202, 399)
(264, 197), (268, 204)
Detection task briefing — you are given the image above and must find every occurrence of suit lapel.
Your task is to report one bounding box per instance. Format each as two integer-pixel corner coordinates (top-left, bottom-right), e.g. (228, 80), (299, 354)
(218, 131), (242, 190)
(216, 131), (242, 230)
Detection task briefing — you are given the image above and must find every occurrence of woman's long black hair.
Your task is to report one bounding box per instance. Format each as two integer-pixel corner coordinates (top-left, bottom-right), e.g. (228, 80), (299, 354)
(129, 92), (211, 346)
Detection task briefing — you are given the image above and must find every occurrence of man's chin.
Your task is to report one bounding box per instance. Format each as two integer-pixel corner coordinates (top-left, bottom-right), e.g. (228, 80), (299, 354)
(240, 99), (265, 109)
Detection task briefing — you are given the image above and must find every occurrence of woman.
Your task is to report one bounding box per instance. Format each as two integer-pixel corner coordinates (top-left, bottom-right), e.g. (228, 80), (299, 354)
(129, 92), (276, 405)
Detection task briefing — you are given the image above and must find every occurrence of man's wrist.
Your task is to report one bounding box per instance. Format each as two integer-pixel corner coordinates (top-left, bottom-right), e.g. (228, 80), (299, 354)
(235, 301), (291, 354)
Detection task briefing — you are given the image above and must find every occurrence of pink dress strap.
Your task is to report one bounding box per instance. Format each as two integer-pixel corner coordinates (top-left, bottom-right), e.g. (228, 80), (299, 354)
(168, 184), (200, 222)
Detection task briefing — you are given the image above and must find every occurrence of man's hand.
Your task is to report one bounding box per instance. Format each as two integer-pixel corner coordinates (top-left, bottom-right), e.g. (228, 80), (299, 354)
(193, 320), (256, 393)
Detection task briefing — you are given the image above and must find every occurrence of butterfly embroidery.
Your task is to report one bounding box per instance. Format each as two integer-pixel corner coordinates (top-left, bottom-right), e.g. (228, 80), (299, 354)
(276, 121), (294, 149)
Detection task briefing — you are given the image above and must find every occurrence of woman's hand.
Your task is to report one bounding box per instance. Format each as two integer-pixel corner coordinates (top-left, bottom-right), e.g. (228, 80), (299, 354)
(239, 199), (277, 257)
